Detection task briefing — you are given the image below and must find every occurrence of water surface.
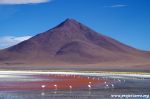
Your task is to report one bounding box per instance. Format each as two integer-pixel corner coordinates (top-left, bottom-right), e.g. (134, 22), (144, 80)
(0, 71), (150, 99)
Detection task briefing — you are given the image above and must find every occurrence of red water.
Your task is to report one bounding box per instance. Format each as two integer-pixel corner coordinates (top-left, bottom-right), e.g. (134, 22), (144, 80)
(0, 74), (108, 91)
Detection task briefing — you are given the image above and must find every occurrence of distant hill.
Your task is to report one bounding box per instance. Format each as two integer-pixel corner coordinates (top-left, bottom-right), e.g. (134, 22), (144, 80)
(0, 18), (150, 68)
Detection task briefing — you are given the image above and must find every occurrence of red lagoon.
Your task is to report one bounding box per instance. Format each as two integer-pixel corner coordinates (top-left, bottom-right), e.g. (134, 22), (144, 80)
(0, 74), (109, 91)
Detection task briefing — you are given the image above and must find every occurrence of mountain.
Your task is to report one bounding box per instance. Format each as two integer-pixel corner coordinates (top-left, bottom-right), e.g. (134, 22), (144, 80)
(0, 18), (150, 67)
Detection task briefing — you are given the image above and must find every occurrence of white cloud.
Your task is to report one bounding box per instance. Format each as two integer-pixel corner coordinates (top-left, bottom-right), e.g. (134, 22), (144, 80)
(0, 36), (32, 49)
(105, 4), (127, 8)
(0, 0), (51, 4)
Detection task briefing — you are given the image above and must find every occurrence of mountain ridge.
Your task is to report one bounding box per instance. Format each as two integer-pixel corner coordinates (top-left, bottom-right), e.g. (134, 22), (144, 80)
(0, 18), (150, 67)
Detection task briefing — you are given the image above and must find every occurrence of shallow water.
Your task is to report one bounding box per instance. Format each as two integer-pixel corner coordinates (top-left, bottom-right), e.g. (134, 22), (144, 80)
(0, 71), (150, 99)
(0, 89), (150, 99)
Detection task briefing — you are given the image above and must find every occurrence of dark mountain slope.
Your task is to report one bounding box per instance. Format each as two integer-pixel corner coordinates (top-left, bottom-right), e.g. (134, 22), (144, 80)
(0, 18), (149, 66)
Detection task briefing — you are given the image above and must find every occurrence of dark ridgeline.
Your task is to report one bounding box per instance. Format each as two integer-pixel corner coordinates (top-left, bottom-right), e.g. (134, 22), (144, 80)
(0, 18), (150, 65)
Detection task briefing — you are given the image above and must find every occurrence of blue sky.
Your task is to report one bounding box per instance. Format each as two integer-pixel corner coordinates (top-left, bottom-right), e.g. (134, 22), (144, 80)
(0, 0), (150, 50)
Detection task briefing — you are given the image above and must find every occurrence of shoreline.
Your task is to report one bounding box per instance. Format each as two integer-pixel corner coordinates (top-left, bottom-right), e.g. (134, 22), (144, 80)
(0, 70), (150, 78)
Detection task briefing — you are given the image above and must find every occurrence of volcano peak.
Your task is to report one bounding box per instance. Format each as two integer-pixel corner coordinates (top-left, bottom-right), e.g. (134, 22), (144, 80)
(0, 19), (150, 67)
(64, 18), (79, 23)
(56, 18), (81, 28)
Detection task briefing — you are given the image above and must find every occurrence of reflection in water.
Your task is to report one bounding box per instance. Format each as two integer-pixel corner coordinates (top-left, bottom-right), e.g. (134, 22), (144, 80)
(88, 90), (91, 96)
(41, 92), (45, 96)
(0, 89), (150, 99)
